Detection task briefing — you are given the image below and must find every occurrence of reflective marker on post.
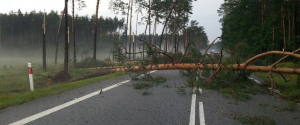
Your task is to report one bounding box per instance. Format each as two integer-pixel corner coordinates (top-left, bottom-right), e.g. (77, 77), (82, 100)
(28, 63), (34, 91)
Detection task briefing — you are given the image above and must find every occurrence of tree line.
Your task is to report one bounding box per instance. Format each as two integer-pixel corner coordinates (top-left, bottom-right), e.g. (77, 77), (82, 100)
(219, 0), (300, 62)
(0, 9), (125, 48)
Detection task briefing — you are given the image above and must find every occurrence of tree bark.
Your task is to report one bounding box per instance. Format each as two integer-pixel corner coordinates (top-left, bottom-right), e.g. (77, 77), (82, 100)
(93, 0), (100, 60)
(129, 0), (133, 60)
(72, 0), (76, 64)
(0, 25), (1, 48)
(148, 0), (151, 41)
(43, 12), (47, 71)
(55, 8), (65, 64)
(125, 0), (130, 57)
(282, 6), (287, 51)
(113, 51), (300, 74)
(64, 0), (69, 72)
(114, 63), (300, 74)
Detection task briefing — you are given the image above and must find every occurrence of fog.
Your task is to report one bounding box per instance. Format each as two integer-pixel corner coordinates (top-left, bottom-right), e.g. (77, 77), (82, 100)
(0, 40), (114, 67)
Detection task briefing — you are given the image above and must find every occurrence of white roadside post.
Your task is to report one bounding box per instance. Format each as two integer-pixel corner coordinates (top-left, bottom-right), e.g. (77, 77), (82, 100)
(28, 63), (34, 91)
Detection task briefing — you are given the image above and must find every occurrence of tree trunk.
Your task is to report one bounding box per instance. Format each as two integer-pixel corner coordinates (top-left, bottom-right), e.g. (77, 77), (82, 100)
(129, 0), (133, 60)
(11, 22), (13, 43)
(0, 25), (1, 48)
(282, 6), (286, 51)
(125, 0), (130, 57)
(114, 63), (300, 74)
(43, 12), (47, 71)
(148, 0), (151, 41)
(64, 0), (69, 72)
(136, 12), (138, 60)
(114, 51), (300, 74)
(174, 1), (177, 54)
(55, 8), (65, 64)
(152, 19), (157, 45)
(72, 0), (76, 64)
(93, 0), (100, 60)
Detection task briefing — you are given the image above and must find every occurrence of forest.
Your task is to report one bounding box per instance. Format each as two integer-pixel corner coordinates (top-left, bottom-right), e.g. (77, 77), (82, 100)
(219, 0), (300, 63)
(0, 9), (124, 49)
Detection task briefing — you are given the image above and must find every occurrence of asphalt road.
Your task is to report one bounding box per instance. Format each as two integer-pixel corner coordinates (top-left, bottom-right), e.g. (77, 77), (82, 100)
(0, 70), (299, 125)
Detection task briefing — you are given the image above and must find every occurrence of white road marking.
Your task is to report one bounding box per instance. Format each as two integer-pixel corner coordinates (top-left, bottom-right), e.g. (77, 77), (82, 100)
(189, 88), (197, 125)
(247, 76), (261, 84)
(199, 102), (206, 125)
(9, 71), (157, 125)
(199, 87), (202, 94)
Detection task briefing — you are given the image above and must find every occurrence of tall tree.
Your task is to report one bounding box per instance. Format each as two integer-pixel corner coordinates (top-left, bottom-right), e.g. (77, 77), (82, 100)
(64, 0), (69, 72)
(55, 8), (65, 64)
(93, 0), (100, 60)
(42, 11), (47, 71)
(129, 0), (133, 60)
(72, 0), (76, 64)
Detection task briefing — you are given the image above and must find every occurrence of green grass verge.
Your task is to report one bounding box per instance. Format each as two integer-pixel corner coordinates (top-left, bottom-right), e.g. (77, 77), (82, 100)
(234, 115), (276, 125)
(0, 72), (126, 110)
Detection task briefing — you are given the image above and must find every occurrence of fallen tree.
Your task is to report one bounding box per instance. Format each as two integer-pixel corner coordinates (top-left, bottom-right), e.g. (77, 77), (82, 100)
(113, 51), (300, 74)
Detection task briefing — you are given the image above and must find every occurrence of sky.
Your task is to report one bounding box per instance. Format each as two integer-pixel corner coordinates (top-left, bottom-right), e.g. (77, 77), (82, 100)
(0, 0), (224, 42)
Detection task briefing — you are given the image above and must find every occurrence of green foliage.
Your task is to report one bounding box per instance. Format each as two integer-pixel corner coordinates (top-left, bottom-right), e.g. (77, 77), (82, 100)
(219, 0), (300, 62)
(254, 69), (300, 101)
(197, 69), (256, 101)
(133, 82), (153, 89)
(280, 101), (298, 112)
(154, 76), (167, 83)
(142, 91), (152, 96)
(74, 57), (110, 68)
(234, 115), (276, 125)
(0, 10), (125, 48)
(176, 86), (186, 95)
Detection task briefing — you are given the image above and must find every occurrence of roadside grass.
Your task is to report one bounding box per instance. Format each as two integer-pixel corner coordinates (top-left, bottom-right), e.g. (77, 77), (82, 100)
(0, 71), (126, 110)
(0, 63), (109, 94)
(253, 62), (300, 101)
(234, 115), (276, 125)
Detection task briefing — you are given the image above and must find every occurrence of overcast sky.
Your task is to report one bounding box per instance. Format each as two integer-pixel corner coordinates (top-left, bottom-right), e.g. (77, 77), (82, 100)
(0, 0), (224, 42)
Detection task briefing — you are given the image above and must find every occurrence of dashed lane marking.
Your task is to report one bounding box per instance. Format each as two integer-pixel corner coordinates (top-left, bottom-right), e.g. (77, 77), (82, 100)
(9, 70), (157, 125)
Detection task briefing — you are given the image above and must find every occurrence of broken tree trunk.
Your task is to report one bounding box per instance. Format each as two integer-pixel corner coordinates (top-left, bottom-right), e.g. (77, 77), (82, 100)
(114, 51), (300, 74)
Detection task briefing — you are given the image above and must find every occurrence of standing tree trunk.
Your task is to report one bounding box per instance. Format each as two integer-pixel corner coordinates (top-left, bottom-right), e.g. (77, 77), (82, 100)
(174, 5), (177, 54)
(129, 0), (133, 60)
(282, 6), (287, 51)
(55, 8), (65, 64)
(125, 0), (130, 58)
(11, 22), (13, 43)
(135, 12), (138, 60)
(64, 0), (69, 72)
(148, 0), (151, 42)
(0, 25), (1, 48)
(43, 12), (47, 71)
(93, 0), (100, 60)
(72, 0), (76, 64)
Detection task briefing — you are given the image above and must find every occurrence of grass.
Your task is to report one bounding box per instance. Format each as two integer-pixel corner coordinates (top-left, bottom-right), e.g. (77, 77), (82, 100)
(0, 71), (126, 110)
(0, 57), (128, 109)
(253, 62), (300, 101)
(280, 101), (298, 112)
(0, 63), (108, 94)
(142, 91), (152, 95)
(234, 115), (276, 125)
